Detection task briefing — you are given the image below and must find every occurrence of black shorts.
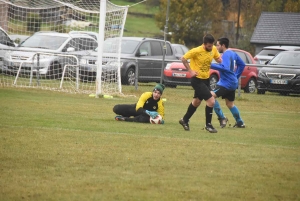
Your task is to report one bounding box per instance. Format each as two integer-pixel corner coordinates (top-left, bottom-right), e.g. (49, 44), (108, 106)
(191, 77), (212, 101)
(213, 85), (235, 101)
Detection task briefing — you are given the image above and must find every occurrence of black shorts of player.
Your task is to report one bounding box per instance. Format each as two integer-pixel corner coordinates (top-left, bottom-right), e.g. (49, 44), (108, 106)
(213, 85), (235, 101)
(191, 77), (212, 101)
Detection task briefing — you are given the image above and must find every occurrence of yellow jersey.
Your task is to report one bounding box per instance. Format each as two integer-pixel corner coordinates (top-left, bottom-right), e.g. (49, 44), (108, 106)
(183, 45), (220, 79)
(135, 92), (165, 119)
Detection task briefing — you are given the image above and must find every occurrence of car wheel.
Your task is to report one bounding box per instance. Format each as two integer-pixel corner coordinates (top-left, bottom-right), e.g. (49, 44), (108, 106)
(209, 74), (218, 90)
(124, 68), (135, 85)
(257, 89), (265, 94)
(244, 78), (256, 93)
(47, 62), (62, 79)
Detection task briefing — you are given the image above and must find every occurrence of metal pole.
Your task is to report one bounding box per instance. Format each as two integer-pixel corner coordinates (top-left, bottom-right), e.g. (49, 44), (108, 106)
(37, 53), (40, 86)
(135, 58), (139, 90)
(96, 0), (106, 97)
(160, 0), (170, 84)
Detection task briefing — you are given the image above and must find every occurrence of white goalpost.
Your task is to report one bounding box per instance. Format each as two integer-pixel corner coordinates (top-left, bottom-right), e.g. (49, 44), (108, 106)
(0, 0), (128, 95)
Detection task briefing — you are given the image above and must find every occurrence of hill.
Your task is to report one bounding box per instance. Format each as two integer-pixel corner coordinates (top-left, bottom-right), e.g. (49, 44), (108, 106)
(110, 0), (162, 38)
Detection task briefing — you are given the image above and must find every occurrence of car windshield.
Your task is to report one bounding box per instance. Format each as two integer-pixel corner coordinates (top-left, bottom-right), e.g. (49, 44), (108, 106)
(103, 38), (139, 54)
(20, 35), (68, 50)
(270, 52), (300, 66)
(258, 49), (284, 56)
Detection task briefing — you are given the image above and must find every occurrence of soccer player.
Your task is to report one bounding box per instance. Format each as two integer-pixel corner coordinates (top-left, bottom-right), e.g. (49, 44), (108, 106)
(210, 37), (246, 128)
(179, 34), (222, 133)
(113, 84), (165, 124)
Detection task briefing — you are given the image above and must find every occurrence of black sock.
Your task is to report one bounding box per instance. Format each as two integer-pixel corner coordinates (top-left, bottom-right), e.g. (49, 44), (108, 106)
(183, 103), (197, 123)
(205, 105), (213, 125)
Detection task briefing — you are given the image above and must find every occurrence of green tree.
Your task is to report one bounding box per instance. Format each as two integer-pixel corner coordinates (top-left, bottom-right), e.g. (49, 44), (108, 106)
(155, 0), (223, 47)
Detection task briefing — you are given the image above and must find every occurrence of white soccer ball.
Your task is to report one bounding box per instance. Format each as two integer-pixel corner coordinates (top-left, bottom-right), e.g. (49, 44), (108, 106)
(150, 115), (163, 124)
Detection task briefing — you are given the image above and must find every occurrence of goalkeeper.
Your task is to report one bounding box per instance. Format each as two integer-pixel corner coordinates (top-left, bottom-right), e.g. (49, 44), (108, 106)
(113, 84), (165, 123)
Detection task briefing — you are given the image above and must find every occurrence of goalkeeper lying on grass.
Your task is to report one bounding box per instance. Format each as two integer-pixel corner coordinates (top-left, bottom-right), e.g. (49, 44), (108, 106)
(113, 84), (165, 124)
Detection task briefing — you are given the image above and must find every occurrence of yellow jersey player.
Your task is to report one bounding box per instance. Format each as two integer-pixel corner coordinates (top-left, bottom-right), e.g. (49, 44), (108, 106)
(179, 34), (222, 133)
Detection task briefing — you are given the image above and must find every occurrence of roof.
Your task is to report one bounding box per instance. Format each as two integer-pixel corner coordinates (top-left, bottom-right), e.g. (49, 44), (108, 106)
(250, 12), (300, 46)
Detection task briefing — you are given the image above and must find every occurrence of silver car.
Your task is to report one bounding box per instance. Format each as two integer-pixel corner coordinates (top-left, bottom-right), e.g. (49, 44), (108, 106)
(0, 26), (17, 68)
(2, 31), (97, 79)
(254, 46), (300, 64)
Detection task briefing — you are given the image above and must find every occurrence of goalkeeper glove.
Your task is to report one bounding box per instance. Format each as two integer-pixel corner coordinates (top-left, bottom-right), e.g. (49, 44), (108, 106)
(145, 110), (158, 118)
(161, 119), (165, 124)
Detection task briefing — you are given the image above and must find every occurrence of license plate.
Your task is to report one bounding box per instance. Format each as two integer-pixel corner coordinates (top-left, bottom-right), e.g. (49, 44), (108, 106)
(173, 73), (186, 77)
(270, 79), (288, 84)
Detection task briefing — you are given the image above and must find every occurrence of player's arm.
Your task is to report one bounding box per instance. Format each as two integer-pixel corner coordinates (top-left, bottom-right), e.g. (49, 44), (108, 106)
(181, 49), (198, 77)
(211, 51), (231, 72)
(234, 55), (246, 79)
(156, 100), (165, 119)
(135, 92), (151, 114)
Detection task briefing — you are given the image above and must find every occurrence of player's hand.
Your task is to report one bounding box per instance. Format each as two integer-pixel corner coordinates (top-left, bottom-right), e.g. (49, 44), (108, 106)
(189, 70), (198, 77)
(145, 110), (158, 118)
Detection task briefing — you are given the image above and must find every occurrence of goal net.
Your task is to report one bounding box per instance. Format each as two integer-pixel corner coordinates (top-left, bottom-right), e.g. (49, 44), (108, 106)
(0, 0), (128, 95)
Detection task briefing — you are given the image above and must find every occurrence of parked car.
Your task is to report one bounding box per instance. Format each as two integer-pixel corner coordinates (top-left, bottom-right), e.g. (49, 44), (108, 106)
(0, 26), (17, 68)
(257, 51), (300, 95)
(2, 31), (98, 79)
(172, 44), (189, 59)
(163, 48), (258, 93)
(254, 46), (300, 64)
(78, 37), (179, 84)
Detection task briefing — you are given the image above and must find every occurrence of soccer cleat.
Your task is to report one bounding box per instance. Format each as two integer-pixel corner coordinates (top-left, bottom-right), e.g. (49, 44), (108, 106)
(218, 117), (228, 128)
(179, 118), (190, 131)
(205, 123), (218, 133)
(115, 115), (126, 121)
(233, 121), (246, 128)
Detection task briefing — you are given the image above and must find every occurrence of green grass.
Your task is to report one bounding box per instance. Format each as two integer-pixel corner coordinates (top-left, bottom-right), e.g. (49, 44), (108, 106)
(0, 86), (300, 200)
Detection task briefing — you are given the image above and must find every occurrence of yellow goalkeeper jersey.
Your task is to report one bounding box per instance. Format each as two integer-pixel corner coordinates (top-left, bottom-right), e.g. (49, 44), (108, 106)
(135, 92), (165, 119)
(183, 45), (220, 79)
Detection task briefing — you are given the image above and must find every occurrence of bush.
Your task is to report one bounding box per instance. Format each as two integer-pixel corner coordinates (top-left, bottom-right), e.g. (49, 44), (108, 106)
(27, 12), (41, 32)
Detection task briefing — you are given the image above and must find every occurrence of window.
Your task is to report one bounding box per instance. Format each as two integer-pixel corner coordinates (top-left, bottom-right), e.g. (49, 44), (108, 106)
(139, 41), (151, 56)
(166, 43), (173, 56)
(235, 51), (248, 63)
(151, 41), (163, 56)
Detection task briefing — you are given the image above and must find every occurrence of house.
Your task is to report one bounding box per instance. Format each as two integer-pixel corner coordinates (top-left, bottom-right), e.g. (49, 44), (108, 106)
(250, 12), (300, 54)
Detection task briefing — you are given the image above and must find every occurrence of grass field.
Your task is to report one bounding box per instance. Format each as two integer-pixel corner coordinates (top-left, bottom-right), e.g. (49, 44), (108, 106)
(0, 85), (300, 200)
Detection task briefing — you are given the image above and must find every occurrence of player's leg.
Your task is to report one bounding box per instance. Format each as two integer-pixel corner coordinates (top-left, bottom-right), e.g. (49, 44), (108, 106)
(179, 78), (202, 131)
(212, 86), (228, 128)
(125, 114), (150, 123)
(113, 104), (137, 121)
(225, 91), (245, 128)
(201, 79), (217, 133)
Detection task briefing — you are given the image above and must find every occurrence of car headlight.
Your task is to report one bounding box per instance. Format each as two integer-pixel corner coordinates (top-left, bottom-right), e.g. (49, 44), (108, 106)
(165, 63), (171, 70)
(4, 52), (11, 60)
(258, 71), (266, 78)
(106, 61), (123, 68)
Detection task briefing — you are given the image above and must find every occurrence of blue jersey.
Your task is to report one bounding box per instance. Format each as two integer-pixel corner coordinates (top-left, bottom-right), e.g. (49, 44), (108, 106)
(210, 50), (245, 90)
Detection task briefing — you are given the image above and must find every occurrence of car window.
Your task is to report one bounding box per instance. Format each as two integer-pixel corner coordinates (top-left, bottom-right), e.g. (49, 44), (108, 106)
(139, 41), (151, 56)
(0, 29), (13, 46)
(270, 52), (300, 66)
(151, 41), (163, 56)
(235, 51), (248, 63)
(120, 40), (139, 54)
(20, 35), (68, 50)
(258, 49), (283, 56)
(77, 38), (97, 50)
(166, 43), (173, 56)
(181, 45), (189, 53)
(174, 46), (184, 55)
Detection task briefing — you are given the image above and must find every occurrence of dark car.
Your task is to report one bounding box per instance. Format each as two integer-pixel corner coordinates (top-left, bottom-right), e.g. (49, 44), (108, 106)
(257, 51), (300, 95)
(79, 37), (178, 85)
(172, 44), (189, 59)
(163, 48), (258, 93)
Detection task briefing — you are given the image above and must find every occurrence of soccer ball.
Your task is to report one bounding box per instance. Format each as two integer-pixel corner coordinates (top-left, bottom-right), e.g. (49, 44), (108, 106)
(150, 115), (163, 124)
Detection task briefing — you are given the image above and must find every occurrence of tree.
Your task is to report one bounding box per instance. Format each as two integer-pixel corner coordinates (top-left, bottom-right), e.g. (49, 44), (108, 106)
(155, 0), (223, 47)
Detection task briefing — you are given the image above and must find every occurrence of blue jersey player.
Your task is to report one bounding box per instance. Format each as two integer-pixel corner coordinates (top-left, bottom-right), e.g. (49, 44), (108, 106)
(210, 37), (246, 128)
